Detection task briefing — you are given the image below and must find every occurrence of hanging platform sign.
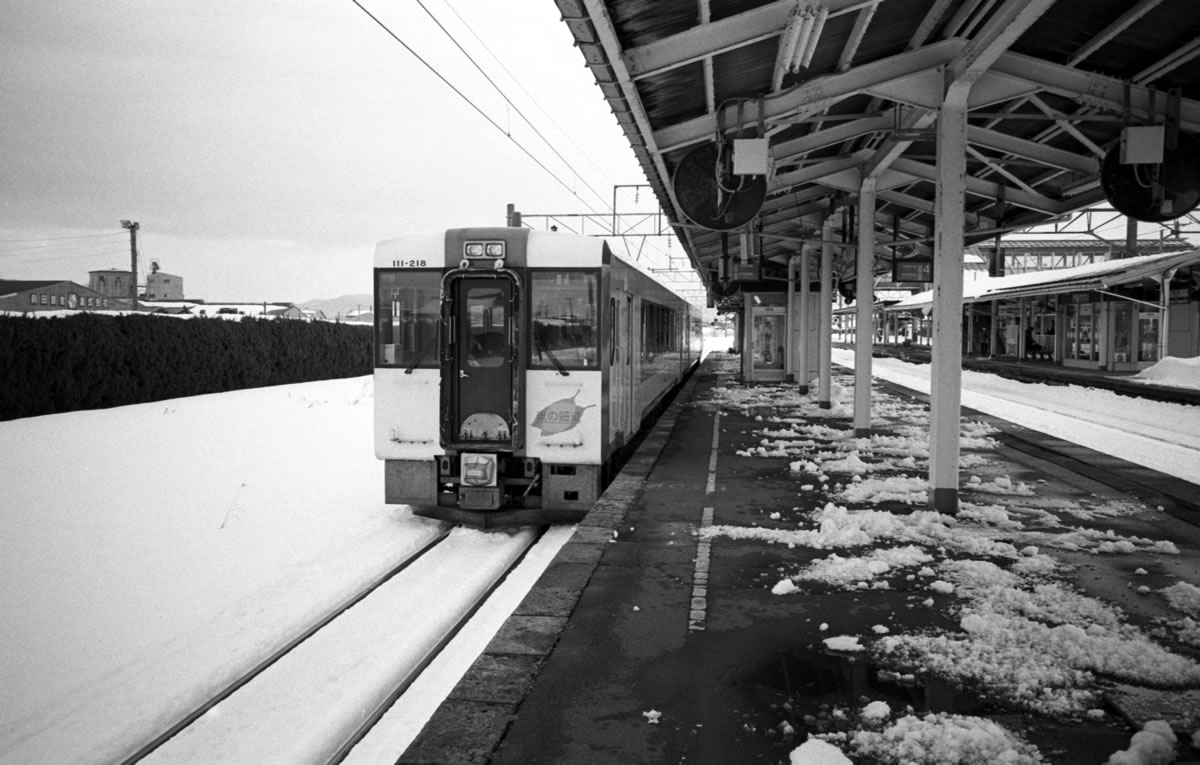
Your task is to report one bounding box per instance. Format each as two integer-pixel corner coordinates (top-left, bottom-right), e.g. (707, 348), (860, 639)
(732, 262), (761, 281)
(892, 259), (932, 283)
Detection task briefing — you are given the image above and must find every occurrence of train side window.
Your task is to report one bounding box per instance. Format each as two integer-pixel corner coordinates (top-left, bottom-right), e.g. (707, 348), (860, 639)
(375, 270), (441, 368)
(530, 271), (598, 369)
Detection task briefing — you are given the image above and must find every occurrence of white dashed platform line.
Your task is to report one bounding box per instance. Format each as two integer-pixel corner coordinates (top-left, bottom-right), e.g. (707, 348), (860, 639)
(690, 413), (720, 632)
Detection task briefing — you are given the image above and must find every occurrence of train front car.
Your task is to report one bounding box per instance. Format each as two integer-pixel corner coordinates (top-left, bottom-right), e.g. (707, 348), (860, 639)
(373, 228), (609, 527)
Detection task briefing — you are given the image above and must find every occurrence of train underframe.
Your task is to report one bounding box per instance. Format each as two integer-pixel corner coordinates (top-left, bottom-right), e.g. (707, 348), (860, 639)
(384, 454), (600, 528)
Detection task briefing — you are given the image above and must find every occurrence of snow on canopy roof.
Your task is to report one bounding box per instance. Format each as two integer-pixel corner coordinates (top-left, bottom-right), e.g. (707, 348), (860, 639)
(887, 249), (1200, 312)
(975, 238), (1194, 251)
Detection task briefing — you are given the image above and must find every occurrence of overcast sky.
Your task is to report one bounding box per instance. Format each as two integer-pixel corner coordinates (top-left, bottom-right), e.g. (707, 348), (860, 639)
(1, 1), (667, 302)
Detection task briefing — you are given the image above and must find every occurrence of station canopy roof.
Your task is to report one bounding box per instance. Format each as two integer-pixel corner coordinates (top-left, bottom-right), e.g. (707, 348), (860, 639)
(556, 0), (1200, 303)
(888, 247), (1200, 309)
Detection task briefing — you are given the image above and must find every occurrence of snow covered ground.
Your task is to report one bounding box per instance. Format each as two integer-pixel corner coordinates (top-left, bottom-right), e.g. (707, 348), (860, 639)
(1, 343), (1198, 764)
(834, 348), (1200, 484)
(0, 377), (570, 763)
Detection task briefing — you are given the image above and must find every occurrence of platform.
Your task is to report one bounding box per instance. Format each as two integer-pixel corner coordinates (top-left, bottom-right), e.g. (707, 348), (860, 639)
(400, 353), (1200, 765)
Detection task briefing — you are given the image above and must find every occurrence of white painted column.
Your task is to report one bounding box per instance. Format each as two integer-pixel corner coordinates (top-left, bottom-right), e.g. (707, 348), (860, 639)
(928, 95), (968, 514)
(741, 303), (752, 381)
(854, 180), (877, 437)
(1160, 268), (1177, 362)
(786, 256), (797, 378)
(819, 218), (834, 408)
(798, 248), (812, 393)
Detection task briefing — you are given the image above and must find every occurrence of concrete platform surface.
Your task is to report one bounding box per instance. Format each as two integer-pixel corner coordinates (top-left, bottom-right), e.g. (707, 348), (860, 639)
(400, 353), (1200, 765)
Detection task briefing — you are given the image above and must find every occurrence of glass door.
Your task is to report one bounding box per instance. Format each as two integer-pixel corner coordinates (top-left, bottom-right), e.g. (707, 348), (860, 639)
(753, 312), (785, 370)
(444, 274), (519, 448)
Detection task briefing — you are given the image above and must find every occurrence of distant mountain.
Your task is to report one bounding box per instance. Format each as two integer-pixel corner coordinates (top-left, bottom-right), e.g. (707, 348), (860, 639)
(299, 294), (372, 321)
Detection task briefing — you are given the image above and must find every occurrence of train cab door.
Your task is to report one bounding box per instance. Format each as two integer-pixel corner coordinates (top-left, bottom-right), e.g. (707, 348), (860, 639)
(609, 291), (635, 444)
(442, 273), (521, 450)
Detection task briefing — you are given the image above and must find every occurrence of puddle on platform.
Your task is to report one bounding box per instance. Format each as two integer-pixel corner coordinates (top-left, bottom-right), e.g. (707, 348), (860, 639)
(750, 646), (992, 735)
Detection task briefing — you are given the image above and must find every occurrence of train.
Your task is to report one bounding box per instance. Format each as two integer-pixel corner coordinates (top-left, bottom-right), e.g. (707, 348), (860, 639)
(373, 227), (702, 527)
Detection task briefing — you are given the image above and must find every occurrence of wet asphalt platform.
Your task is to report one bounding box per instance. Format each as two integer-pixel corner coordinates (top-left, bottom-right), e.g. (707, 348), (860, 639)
(399, 354), (1200, 765)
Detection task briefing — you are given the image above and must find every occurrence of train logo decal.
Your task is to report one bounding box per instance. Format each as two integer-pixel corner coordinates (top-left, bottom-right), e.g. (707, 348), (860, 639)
(532, 391), (594, 435)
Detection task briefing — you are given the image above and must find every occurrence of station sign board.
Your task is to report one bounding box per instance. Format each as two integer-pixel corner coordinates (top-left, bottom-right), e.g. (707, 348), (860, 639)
(892, 259), (932, 283)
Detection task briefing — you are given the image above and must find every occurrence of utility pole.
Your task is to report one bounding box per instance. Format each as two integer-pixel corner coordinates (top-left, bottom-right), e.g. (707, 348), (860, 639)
(121, 220), (139, 311)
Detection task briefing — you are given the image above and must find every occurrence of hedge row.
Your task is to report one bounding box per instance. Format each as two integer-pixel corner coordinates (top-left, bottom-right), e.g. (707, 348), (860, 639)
(0, 313), (372, 421)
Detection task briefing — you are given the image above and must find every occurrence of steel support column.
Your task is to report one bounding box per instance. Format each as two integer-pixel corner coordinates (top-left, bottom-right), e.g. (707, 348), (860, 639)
(1160, 267), (1178, 361)
(787, 255), (797, 378)
(929, 94), (968, 514)
(854, 179), (877, 437)
(798, 247), (812, 393)
(819, 216), (834, 408)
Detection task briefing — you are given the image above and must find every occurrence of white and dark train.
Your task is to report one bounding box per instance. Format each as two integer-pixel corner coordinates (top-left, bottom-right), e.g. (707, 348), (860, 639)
(373, 227), (701, 527)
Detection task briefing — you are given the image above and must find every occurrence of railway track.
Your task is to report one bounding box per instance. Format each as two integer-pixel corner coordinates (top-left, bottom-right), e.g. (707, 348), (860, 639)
(871, 376), (1200, 527)
(122, 524), (545, 764)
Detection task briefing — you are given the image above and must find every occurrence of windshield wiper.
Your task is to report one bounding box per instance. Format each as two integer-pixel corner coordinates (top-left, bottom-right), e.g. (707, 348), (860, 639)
(405, 338), (437, 374)
(535, 336), (570, 376)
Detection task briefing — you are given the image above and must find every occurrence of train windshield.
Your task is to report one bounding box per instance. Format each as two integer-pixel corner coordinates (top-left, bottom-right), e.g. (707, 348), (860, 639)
(530, 271), (598, 369)
(375, 270), (441, 369)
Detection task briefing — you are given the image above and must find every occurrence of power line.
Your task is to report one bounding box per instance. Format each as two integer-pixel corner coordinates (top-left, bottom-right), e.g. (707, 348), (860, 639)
(11, 248), (131, 264)
(0, 232), (125, 244)
(0, 242), (128, 258)
(0, 234), (127, 256)
(349, 0), (602, 211)
(416, 0), (612, 214)
(439, 0), (622, 193)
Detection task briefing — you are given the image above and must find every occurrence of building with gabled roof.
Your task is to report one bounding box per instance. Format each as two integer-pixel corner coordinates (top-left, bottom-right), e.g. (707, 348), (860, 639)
(0, 279), (131, 314)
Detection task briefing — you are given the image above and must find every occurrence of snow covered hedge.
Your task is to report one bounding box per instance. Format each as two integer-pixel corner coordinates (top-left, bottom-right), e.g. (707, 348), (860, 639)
(0, 313), (371, 420)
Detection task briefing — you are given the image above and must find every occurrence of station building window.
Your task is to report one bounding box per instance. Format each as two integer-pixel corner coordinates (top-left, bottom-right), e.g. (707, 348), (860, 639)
(530, 270), (598, 368)
(375, 270), (441, 368)
(1137, 311), (1159, 362)
(1112, 303), (1133, 363)
(1064, 299), (1099, 363)
(29, 293), (37, 305)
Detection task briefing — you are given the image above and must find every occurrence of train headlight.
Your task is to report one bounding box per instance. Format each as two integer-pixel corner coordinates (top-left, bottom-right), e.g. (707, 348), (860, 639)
(464, 241), (504, 263)
(461, 453), (497, 487)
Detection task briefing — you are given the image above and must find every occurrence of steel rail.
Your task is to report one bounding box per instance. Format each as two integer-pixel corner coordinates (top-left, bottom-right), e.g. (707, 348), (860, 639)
(118, 525), (454, 764)
(325, 524), (548, 764)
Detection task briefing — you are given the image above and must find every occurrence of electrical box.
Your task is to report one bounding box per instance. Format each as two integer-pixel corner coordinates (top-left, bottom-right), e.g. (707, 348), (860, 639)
(1120, 125), (1164, 164)
(733, 138), (770, 175)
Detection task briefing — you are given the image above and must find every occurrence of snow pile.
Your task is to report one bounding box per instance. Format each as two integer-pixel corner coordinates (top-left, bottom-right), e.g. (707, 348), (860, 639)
(861, 700), (891, 722)
(783, 546), (932, 589)
(789, 737), (852, 764)
(1105, 720), (1177, 765)
(842, 712), (1046, 764)
(818, 450), (874, 474)
(1162, 581), (1200, 616)
(876, 562), (1200, 715)
(838, 475), (928, 504)
(1131, 355), (1200, 390)
(823, 636), (864, 652)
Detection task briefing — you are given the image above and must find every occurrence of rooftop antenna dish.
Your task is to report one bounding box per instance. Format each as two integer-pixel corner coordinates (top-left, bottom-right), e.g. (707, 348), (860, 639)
(150, 260), (160, 273)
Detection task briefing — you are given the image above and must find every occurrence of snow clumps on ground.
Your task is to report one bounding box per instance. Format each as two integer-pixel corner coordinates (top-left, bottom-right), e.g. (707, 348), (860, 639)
(696, 369), (1200, 763)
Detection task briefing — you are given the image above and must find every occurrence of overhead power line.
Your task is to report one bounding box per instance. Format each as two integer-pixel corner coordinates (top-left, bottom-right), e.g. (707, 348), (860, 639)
(0, 233), (127, 256)
(415, 0), (612, 214)
(349, 0), (605, 214)
(11, 248), (131, 264)
(0, 232), (126, 243)
(439, 0), (622, 192)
